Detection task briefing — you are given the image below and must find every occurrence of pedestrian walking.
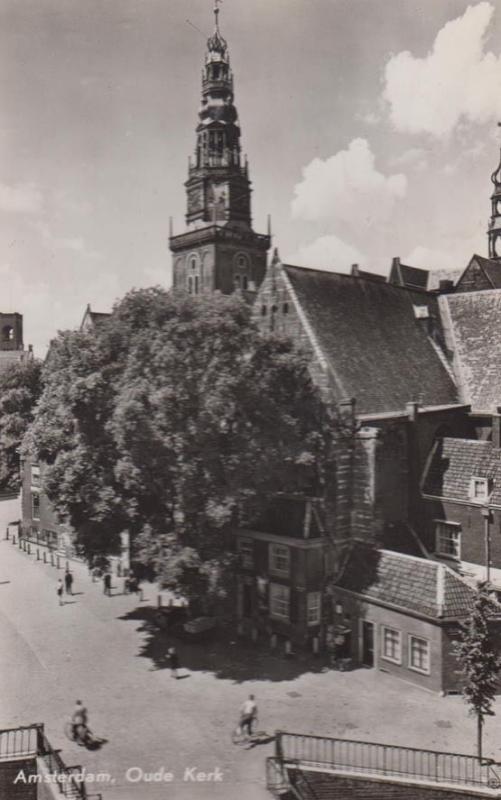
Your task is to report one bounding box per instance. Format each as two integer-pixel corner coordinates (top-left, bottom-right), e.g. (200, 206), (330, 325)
(57, 578), (64, 606)
(103, 572), (112, 596)
(168, 646), (179, 678)
(239, 694), (258, 736)
(64, 570), (74, 595)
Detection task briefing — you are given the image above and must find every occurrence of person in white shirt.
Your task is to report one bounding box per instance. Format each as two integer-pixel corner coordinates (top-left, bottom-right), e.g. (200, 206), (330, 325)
(240, 694), (258, 736)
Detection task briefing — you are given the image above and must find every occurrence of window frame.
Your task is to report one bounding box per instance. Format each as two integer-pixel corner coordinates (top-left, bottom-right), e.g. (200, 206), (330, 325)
(238, 538), (254, 570)
(434, 520), (461, 560)
(381, 626), (402, 665)
(469, 477), (490, 501)
(269, 543), (291, 577)
(269, 582), (290, 621)
(408, 634), (430, 675)
(306, 591), (321, 626)
(31, 490), (41, 522)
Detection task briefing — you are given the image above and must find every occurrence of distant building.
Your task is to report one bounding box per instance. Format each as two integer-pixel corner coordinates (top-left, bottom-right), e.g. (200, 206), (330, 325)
(0, 312), (32, 374)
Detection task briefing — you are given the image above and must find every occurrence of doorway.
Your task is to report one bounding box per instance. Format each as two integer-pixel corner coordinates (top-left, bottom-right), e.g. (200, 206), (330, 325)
(361, 621), (375, 667)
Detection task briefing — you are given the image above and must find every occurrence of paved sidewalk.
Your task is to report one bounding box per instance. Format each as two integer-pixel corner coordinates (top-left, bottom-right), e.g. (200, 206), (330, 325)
(2, 499), (501, 799)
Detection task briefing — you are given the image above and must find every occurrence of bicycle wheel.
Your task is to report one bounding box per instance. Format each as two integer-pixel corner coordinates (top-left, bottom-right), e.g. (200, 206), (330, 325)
(231, 726), (246, 745)
(64, 722), (75, 742)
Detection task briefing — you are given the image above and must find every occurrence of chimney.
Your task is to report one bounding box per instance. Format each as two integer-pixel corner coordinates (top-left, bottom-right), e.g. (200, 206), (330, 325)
(439, 279), (454, 294)
(493, 406), (501, 449)
(406, 401), (419, 421)
(351, 264), (360, 277)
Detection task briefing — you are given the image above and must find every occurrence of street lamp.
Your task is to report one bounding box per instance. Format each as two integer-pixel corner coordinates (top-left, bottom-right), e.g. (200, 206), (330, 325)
(481, 506), (493, 585)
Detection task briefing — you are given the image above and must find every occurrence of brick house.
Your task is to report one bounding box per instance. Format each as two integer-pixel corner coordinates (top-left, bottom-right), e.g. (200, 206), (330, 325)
(332, 546), (479, 693)
(421, 418), (501, 590)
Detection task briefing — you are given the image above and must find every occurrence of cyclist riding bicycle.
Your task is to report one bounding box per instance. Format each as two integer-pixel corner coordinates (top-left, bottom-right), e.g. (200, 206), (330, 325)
(71, 700), (89, 743)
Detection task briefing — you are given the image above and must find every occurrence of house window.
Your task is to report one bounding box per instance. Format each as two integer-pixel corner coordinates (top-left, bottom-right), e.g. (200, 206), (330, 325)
(469, 477), (490, 501)
(269, 543), (290, 577)
(32, 492), (40, 521)
(381, 626), (401, 664)
(270, 583), (290, 620)
(31, 464), (40, 488)
(283, 302), (289, 314)
(435, 521), (460, 559)
(307, 592), (321, 625)
(409, 635), (430, 674)
(238, 538), (254, 569)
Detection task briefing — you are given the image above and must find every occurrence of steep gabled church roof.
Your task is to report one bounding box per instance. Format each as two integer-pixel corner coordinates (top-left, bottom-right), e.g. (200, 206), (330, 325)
(280, 264), (457, 414)
(438, 289), (501, 412)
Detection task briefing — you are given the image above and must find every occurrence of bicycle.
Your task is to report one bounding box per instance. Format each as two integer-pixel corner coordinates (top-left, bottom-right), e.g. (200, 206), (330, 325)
(64, 721), (93, 747)
(231, 718), (272, 747)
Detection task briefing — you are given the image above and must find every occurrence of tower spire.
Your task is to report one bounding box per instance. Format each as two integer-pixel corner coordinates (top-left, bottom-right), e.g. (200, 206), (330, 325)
(214, 0), (222, 32)
(169, 3), (270, 297)
(488, 124), (501, 260)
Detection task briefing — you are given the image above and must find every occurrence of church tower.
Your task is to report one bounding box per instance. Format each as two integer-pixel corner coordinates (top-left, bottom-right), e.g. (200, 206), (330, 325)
(169, 3), (270, 296)
(488, 142), (501, 259)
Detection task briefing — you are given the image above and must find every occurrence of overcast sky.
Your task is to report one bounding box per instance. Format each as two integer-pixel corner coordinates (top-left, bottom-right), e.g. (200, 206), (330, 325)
(2, 0), (501, 354)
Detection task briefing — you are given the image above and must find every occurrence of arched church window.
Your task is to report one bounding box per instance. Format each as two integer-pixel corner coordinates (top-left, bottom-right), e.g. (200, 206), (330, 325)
(194, 275), (199, 294)
(242, 275), (248, 290)
(283, 302), (289, 314)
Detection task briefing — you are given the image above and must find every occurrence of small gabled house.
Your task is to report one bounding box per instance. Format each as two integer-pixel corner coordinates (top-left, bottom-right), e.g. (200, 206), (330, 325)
(421, 424), (501, 590)
(331, 546), (478, 693)
(235, 496), (331, 650)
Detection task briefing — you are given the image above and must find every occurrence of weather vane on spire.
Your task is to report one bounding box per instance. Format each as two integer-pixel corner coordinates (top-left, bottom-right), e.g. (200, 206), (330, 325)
(214, 0), (223, 30)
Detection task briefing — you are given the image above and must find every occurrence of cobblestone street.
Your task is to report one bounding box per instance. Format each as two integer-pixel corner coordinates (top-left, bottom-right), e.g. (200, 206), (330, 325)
(2, 500), (501, 800)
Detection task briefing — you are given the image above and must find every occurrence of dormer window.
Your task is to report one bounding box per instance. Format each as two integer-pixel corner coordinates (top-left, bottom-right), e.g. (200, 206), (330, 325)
(469, 477), (491, 501)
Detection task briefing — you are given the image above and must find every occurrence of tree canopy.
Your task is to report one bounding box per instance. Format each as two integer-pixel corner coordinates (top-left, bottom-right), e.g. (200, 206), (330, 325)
(455, 583), (501, 760)
(25, 288), (335, 607)
(0, 359), (42, 494)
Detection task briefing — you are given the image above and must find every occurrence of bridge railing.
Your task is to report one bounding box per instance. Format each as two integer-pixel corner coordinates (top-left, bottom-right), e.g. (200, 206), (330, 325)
(275, 731), (501, 791)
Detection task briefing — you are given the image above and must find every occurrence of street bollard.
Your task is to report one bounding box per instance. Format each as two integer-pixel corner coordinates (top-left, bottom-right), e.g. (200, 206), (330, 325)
(157, 594), (162, 608)
(5, 527), (9, 540)
(43, 551), (47, 564)
(27, 543), (31, 555)
(50, 553), (54, 567)
(37, 549), (40, 561)
(12, 534), (16, 545)
(56, 556), (60, 570)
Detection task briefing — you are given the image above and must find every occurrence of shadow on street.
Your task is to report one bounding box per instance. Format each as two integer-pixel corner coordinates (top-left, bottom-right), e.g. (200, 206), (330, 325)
(118, 606), (330, 683)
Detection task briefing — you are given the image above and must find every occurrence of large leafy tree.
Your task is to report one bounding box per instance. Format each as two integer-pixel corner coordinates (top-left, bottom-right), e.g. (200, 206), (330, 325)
(455, 583), (501, 761)
(0, 359), (42, 494)
(26, 288), (335, 606)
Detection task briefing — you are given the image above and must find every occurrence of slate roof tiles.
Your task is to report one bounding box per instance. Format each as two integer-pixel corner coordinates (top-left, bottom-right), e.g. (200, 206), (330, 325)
(336, 546), (475, 620)
(422, 437), (501, 505)
(283, 264), (458, 414)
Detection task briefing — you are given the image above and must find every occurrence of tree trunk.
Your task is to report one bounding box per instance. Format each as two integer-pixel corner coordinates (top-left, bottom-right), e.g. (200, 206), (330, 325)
(477, 713), (483, 763)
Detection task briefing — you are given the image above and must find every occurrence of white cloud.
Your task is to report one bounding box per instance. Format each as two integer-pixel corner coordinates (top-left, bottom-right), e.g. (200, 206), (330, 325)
(291, 138), (406, 225)
(0, 182), (43, 213)
(383, 2), (501, 139)
(390, 148), (428, 171)
(285, 234), (366, 273)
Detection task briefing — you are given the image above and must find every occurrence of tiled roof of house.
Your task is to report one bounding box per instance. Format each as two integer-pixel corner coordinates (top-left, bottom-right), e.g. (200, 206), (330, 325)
(439, 289), (501, 411)
(335, 546), (475, 619)
(422, 437), (501, 505)
(283, 264), (458, 414)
